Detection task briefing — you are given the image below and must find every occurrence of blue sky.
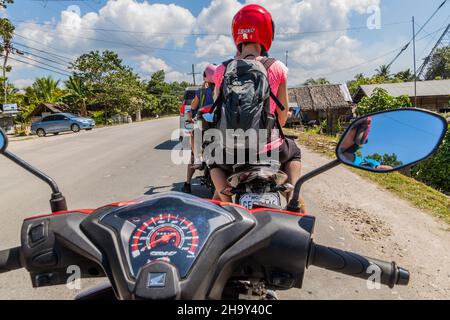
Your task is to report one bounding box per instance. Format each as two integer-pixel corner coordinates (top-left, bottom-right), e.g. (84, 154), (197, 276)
(1, 0), (449, 89)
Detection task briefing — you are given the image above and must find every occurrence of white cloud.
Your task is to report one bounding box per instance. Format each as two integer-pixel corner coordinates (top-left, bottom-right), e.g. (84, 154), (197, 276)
(16, 0), (196, 53)
(139, 56), (189, 83)
(195, 35), (235, 59)
(191, 0), (382, 84)
(11, 0), (387, 85)
(196, 0), (242, 34)
(12, 78), (34, 89)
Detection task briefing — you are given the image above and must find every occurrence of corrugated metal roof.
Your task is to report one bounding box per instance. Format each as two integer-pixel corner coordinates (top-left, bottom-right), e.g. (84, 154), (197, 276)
(360, 79), (450, 97)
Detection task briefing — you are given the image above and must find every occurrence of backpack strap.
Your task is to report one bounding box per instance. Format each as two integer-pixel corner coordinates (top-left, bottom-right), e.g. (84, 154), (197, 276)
(259, 57), (285, 112)
(259, 57), (286, 139)
(210, 59), (233, 123)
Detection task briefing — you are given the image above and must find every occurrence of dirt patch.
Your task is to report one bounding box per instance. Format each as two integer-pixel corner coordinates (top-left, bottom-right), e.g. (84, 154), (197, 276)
(323, 202), (392, 241)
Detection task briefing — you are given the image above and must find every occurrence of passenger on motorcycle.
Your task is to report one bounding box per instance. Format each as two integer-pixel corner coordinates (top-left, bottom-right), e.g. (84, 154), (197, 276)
(208, 4), (305, 211)
(182, 64), (217, 194)
(339, 117), (393, 171)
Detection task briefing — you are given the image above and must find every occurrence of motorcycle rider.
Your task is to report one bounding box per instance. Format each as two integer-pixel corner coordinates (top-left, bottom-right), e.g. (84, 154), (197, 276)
(339, 117), (393, 171)
(209, 4), (305, 211)
(182, 64), (217, 193)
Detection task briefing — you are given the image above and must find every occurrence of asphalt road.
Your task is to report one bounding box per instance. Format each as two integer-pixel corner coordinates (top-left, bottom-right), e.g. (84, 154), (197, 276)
(0, 117), (445, 299)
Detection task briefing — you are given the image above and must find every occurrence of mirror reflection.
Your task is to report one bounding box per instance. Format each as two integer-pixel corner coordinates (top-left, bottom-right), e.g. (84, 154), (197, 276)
(0, 129), (6, 152)
(337, 109), (446, 172)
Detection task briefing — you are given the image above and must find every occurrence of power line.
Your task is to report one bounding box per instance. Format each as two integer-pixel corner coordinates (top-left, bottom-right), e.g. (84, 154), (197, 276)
(12, 35), (74, 62)
(314, 25), (447, 79)
(11, 52), (72, 75)
(9, 19), (411, 37)
(7, 56), (71, 77)
(11, 47), (70, 69)
(386, 0), (448, 68)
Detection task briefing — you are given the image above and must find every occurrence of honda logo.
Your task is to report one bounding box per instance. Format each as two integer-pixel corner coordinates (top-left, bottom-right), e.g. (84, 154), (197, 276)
(147, 272), (167, 288)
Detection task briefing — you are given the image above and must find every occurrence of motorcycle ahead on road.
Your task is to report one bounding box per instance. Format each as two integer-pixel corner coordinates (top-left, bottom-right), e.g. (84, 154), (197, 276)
(0, 108), (447, 300)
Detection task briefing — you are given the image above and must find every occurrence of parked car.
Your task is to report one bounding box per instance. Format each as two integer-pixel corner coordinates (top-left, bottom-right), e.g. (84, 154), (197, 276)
(31, 113), (95, 137)
(179, 87), (199, 142)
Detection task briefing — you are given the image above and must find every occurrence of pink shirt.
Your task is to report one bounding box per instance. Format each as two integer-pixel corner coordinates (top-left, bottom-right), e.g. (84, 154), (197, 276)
(213, 57), (288, 152)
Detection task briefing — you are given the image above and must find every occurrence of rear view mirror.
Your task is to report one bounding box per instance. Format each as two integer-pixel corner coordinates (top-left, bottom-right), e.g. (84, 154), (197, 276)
(336, 108), (447, 172)
(0, 128), (8, 153)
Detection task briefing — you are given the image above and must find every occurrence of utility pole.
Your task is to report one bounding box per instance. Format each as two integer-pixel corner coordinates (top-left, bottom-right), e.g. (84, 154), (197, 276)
(412, 16), (417, 108)
(2, 43), (10, 106)
(285, 51), (288, 67)
(187, 64), (200, 86)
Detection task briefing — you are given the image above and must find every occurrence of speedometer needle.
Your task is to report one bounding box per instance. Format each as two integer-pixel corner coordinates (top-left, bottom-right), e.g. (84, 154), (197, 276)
(148, 233), (177, 248)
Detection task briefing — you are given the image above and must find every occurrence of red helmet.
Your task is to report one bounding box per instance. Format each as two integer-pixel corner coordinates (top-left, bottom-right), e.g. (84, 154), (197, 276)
(232, 4), (275, 53)
(354, 117), (372, 145)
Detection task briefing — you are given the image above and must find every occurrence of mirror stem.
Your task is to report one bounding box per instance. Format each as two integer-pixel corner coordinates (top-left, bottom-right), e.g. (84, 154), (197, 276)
(287, 159), (341, 212)
(3, 151), (68, 212)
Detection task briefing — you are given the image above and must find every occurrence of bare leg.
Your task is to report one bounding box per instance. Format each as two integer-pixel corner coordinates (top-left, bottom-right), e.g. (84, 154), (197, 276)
(283, 161), (307, 212)
(210, 167), (232, 203)
(186, 135), (196, 184)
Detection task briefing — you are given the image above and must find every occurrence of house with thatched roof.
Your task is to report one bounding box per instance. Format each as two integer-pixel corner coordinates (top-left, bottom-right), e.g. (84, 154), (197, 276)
(28, 103), (71, 123)
(288, 84), (354, 134)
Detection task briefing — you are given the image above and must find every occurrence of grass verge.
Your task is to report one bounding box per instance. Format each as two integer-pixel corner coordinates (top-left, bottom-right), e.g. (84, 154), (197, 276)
(285, 128), (450, 225)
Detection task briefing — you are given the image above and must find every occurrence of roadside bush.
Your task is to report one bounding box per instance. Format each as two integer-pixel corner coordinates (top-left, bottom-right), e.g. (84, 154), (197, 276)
(354, 88), (412, 116)
(412, 125), (450, 195)
(90, 111), (107, 125)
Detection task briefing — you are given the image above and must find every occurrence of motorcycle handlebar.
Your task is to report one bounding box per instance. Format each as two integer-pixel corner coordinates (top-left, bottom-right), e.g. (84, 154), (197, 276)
(0, 247), (22, 274)
(308, 242), (409, 288)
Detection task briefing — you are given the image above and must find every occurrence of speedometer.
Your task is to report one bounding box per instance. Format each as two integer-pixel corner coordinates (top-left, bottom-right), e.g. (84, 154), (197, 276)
(129, 214), (199, 275)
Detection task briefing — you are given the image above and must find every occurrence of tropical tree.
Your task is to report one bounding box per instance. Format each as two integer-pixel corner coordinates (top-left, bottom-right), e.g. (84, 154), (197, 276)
(71, 50), (153, 119)
(424, 46), (450, 80)
(394, 69), (415, 82)
(0, 18), (15, 103)
(27, 76), (65, 104)
(375, 65), (391, 79)
(303, 77), (330, 86)
(64, 76), (90, 116)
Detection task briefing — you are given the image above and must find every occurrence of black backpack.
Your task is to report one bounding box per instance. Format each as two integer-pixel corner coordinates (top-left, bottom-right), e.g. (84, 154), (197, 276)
(212, 56), (285, 150)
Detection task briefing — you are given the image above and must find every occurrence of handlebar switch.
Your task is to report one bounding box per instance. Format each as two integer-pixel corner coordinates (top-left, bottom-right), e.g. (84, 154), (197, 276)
(28, 222), (47, 246)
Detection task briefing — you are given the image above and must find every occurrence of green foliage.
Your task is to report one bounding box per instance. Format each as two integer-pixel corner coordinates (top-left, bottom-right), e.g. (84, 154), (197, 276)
(27, 76), (65, 104)
(0, 18), (14, 46)
(70, 50), (155, 117)
(64, 76), (90, 116)
(347, 66), (413, 96)
(354, 88), (412, 116)
(89, 111), (108, 125)
(303, 78), (330, 86)
(367, 153), (404, 167)
(412, 125), (450, 195)
(425, 46), (450, 80)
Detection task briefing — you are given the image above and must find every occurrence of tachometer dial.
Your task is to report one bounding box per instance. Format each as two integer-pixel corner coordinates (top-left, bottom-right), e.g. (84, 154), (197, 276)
(130, 214), (199, 271)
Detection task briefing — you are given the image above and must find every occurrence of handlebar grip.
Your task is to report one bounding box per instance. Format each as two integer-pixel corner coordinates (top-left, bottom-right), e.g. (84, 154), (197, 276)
(308, 243), (409, 288)
(0, 247), (22, 274)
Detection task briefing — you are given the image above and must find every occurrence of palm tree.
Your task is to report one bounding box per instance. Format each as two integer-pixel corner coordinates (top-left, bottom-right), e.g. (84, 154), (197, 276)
(65, 76), (90, 116)
(303, 77), (331, 86)
(395, 69), (415, 82)
(30, 76), (63, 104)
(375, 65), (391, 79)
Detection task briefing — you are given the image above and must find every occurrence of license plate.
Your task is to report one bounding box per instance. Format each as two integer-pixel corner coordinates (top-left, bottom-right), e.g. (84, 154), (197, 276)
(239, 193), (280, 209)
